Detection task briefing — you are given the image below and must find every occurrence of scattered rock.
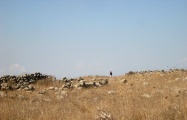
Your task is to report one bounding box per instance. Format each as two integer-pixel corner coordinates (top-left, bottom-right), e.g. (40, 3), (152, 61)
(60, 91), (67, 96)
(127, 90), (132, 93)
(96, 109), (113, 120)
(24, 85), (34, 91)
(143, 82), (150, 86)
(9, 95), (16, 99)
(43, 98), (52, 103)
(156, 90), (164, 94)
(48, 87), (55, 90)
(175, 78), (180, 81)
(173, 87), (181, 94)
(24, 87), (30, 91)
(56, 95), (64, 100)
(28, 85), (34, 90)
(18, 95), (25, 99)
(141, 94), (151, 98)
(160, 74), (164, 76)
(107, 91), (116, 95)
(0, 91), (7, 97)
(38, 89), (48, 94)
(59, 87), (63, 90)
(121, 79), (128, 84)
(55, 91), (67, 99)
(54, 87), (59, 91)
(183, 77), (187, 81)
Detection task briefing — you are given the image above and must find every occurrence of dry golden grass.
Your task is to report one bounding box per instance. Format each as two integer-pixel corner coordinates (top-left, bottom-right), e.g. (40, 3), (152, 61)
(0, 70), (187, 120)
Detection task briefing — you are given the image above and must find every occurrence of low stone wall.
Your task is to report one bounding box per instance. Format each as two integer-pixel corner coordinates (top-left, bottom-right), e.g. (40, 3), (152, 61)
(0, 72), (48, 91)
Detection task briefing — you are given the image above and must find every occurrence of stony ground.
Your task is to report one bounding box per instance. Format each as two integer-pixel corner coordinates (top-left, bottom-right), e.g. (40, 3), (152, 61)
(0, 69), (187, 120)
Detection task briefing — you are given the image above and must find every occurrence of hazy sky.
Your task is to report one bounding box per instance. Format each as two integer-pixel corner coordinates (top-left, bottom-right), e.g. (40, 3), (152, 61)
(0, 0), (187, 78)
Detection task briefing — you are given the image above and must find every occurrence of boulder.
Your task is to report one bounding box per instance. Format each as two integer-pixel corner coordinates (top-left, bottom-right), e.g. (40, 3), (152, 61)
(78, 80), (85, 87)
(95, 82), (102, 87)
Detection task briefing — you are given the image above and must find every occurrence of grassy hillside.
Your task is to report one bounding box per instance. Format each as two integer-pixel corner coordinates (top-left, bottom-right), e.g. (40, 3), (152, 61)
(0, 69), (187, 120)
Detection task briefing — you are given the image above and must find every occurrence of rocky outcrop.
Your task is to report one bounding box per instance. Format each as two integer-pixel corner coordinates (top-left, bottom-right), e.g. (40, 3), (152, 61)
(74, 78), (108, 88)
(57, 77), (109, 89)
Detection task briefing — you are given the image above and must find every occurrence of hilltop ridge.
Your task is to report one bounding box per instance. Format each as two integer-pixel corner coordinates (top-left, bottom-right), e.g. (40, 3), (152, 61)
(0, 69), (187, 120)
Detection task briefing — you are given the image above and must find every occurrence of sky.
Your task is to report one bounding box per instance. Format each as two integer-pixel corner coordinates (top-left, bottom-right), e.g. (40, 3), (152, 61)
(0, 0), (187, 78)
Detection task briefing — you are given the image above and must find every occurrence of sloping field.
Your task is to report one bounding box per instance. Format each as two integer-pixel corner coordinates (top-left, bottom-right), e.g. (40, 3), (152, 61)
(0, 69), (187, 120)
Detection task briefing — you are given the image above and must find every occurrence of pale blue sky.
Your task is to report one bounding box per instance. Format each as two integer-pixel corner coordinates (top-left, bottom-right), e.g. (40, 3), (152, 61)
(0, 0), (187, 78)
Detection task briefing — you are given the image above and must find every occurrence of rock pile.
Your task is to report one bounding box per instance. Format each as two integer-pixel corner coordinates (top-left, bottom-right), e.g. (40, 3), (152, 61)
(0, 72), (48, 91)
(60, 77), (109, 89)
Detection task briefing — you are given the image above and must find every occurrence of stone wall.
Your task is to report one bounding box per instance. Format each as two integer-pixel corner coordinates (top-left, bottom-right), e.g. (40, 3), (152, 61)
(0, 72), (48, 91)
